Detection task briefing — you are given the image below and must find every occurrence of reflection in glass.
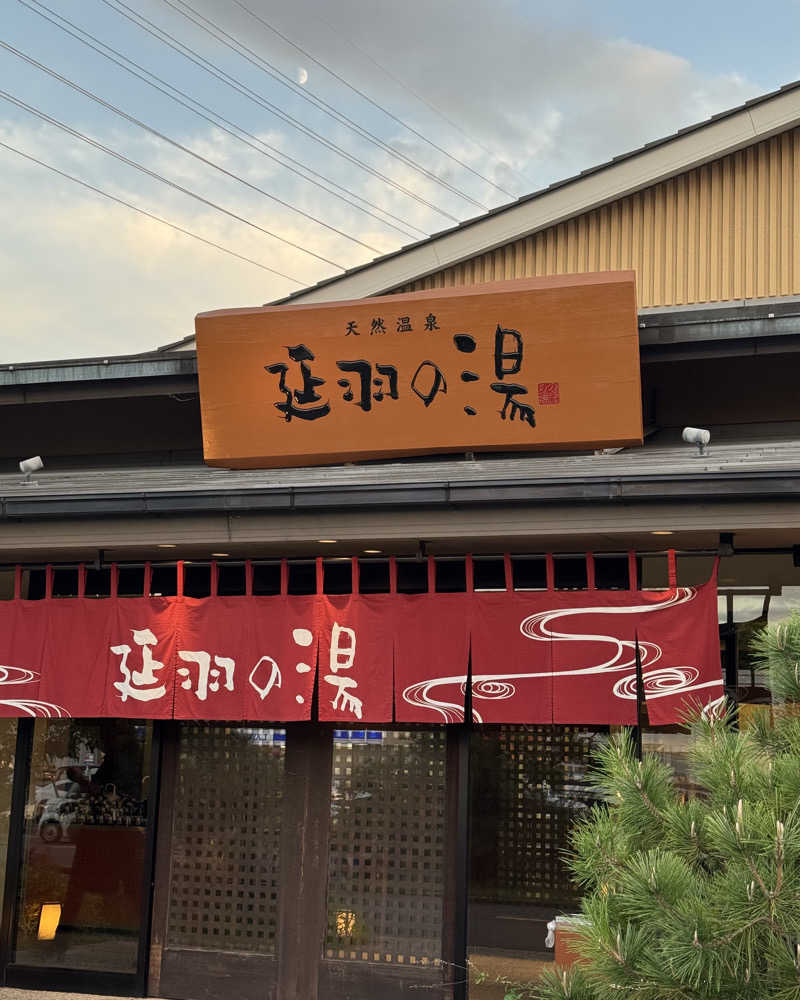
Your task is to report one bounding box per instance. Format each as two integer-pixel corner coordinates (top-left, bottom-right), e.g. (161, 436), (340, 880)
(768, 586), (800, 625)
(325, 729), (447, 967)
(14, 719), (151, 972)
(0, 720), (17, 894)
(468, 726), (608, 999)
(707, 554), (800, 706)
(641, 728), (696, 798)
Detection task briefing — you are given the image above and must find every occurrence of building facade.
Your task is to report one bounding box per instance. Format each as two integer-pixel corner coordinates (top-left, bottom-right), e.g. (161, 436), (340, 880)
(0, 83), (798, 1000)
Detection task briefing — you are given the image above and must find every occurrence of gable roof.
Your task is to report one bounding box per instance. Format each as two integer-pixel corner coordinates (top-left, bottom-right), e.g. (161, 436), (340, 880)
(271, 78), (800, 306)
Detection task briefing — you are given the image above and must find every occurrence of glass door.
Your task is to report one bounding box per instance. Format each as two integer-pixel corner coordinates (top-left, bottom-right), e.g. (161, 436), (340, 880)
(5, 718), (156, 994)
(320, 728), (450, 999)
(467, 725), (608, 999)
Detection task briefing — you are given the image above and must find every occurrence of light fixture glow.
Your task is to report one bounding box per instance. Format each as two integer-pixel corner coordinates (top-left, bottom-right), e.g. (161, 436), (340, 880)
(317, 539), (337, 544)
(37, 903), (61, 941)
(363, 549), (382, 554)
(211, 552), (230, 557)
(157, 543), (177, 548)
(651, 530), (674, 535)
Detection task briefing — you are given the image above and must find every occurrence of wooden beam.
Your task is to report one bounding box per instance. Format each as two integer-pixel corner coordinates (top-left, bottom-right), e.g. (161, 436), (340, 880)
(277, 725), (333, 1000)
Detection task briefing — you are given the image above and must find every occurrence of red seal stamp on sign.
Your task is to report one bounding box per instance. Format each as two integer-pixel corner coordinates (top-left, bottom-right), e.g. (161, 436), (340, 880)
(537, 382), (560, 405)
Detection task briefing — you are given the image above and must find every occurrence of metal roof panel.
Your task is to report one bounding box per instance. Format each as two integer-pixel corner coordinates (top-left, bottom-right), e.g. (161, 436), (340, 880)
(1, 426), (799, 507)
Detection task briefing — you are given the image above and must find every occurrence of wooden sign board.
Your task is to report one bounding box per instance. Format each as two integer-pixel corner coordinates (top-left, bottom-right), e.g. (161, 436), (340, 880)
(195, 272), (642, 469)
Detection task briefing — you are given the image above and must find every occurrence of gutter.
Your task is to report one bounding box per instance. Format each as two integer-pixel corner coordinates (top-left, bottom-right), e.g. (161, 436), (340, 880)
(2, 470), (799, 519)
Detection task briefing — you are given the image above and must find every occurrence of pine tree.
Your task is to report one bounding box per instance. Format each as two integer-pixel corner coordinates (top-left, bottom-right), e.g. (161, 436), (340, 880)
(532, 611), (800, 1000)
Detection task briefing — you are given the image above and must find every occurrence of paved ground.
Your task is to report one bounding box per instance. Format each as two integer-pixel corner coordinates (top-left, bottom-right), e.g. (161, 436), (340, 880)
(0, 992), (154, 1000)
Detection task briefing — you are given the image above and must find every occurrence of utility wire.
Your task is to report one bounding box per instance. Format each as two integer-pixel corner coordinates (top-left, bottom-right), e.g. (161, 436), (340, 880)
(17, 0), (427, 241)
(98, 0), (464, 223)
(164, 0), (493, 210)
(228, 0), (522, 199)
(1, 38), (384, 256)
(0, 139), (304, 283)
(312, 7), (536, 191)
(0, 89), (347, 271)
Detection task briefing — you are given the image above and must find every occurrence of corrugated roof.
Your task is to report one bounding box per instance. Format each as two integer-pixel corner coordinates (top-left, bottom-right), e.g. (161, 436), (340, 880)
(2, 425), (798, 506)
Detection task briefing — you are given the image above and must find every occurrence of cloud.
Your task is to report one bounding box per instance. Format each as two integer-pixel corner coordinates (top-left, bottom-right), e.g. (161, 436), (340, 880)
(2, 0), (761, 361)
(0, 123), (335, 361)
(197, 0), (757, 187)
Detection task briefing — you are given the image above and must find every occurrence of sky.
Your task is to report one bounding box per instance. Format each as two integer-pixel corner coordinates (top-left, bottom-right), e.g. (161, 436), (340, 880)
(1, 0), (799, 363)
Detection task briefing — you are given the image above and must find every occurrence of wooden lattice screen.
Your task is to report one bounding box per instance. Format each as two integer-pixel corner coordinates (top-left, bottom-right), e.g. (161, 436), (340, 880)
(470, 725), (608, 910)
(166, 724), (285, 954)
(324, 730), (447, 966)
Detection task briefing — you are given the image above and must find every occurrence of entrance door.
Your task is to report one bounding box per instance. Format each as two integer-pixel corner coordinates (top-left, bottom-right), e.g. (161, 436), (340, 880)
(319, 728), (451, 999)
(155, 723), (285, 1000)
(151, 724), (456, 1000)
(4, 719), (156, 996)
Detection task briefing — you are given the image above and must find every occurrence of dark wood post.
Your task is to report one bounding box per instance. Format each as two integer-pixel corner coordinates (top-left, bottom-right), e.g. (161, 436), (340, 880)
(147, 720), (178, 996)
(277, 724), (333, 1000)
(443, 725), (470, 1000)
(0, 719), (33, 982)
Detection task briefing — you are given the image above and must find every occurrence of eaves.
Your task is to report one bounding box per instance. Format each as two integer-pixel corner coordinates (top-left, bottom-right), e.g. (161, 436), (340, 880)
(2, 470), (799, 520)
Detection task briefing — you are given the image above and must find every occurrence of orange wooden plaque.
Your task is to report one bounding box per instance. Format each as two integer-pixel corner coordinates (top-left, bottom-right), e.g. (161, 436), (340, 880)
(195, 272), (642, 469)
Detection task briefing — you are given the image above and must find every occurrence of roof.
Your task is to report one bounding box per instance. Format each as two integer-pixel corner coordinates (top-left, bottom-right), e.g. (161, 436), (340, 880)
(4, 294), (800, 403)
(6, 81), (800, 379)
(0, 345), (197, 403)
(2, 424), (799, 518)
(0, 349), (195, 385)
(267, 79), (800, 306)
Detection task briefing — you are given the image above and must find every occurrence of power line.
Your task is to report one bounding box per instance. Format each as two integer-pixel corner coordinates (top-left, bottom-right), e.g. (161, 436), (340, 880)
(0, 88), (347, 271)
(17, 0), (428, 241)
(109, 0), (470, 221)
(312, 7), (536, 191)
(0, 139), (304, 283)
(1, 38), (385, 256)
(98, 0), (463, 223)
(164, 0), (495, 210)
(228, 0), (523, 199)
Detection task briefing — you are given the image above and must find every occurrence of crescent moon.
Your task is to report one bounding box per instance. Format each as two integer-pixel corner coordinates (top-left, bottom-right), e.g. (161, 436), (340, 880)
(297, 67), (308, 85)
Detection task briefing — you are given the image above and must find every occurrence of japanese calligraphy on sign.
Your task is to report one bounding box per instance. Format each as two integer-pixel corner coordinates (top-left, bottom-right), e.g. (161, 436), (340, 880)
(195, 272), (641, 469)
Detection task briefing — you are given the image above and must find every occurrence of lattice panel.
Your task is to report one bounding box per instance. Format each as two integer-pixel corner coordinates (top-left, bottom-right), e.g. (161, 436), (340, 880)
(166, 725), (285, 954)
(470, 726), (607, 907)
(325, 730), (447, 965)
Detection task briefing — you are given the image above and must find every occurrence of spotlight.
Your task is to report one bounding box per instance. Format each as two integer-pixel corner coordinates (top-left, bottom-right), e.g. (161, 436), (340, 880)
(682, 427), (711, 457)
(19, 455), (44, 482)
